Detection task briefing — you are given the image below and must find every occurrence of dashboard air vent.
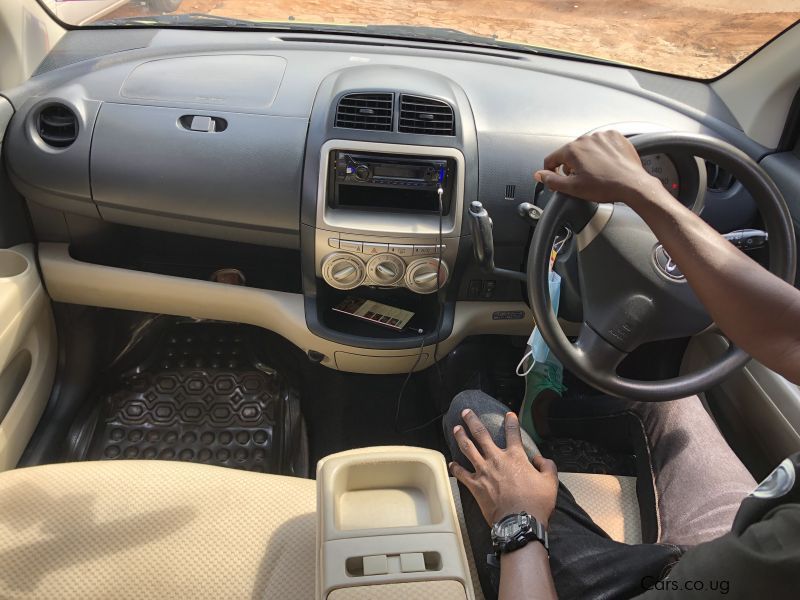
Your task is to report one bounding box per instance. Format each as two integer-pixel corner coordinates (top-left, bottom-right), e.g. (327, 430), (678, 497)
(335, 93), (393, 131)
(38, 104), (78, 148)
(705, 161), (736, 192)
(399, 95), (455, 136)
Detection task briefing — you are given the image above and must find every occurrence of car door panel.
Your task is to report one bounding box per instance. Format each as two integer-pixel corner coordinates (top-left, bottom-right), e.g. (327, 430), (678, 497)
(683, 151), (800, 479)
(683, 144), (800, 479)
(684, 333), (800, 481)
(0, 244), (56, 471)
(0, 97), (57, 471)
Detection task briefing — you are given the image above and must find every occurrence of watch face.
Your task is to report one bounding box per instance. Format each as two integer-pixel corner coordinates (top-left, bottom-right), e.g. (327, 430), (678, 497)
(495, 515), (524, 540)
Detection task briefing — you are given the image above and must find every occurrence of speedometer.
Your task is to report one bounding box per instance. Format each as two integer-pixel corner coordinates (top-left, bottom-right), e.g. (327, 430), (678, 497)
(641, 154), (680, 198)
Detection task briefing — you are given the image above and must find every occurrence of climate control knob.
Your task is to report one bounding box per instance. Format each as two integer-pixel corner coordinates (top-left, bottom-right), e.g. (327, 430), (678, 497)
(321, 253), (366, 290)
(405, 257), (449, 294)
(366, 253), (405, 286)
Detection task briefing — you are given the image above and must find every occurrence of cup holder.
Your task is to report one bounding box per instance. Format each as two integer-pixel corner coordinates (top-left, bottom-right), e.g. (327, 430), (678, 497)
(0, 250), (29, 278)
(334, 460), (444, 531)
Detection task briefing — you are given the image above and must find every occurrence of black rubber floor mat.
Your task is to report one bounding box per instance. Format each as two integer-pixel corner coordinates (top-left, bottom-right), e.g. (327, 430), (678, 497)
(80, 323), (308, 476)
(539, 437), (637, 476)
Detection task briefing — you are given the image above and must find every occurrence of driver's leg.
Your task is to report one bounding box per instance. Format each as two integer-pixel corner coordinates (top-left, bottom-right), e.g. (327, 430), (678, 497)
(546, 394), (757, 547)
(444, 390), (681, 600)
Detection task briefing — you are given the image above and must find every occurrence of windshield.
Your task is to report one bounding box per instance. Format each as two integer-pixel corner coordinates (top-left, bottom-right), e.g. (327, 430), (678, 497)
(44, 0), (800, 79)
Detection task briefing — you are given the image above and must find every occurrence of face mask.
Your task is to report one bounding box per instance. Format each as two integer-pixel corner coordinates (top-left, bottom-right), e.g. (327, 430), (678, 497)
(516, 270), (562, 376)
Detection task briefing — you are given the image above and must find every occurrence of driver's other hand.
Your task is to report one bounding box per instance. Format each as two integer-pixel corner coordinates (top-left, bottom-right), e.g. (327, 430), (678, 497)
(450, 409), (558, 528)
(534, 130), (660, 205)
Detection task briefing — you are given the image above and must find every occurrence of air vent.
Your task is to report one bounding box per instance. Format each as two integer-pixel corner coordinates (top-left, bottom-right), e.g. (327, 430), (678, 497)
(335, 93), (393, 131)
(37, 104), (78, 148)
(705, 161), (736, 192)
(399, 95), (455, 136)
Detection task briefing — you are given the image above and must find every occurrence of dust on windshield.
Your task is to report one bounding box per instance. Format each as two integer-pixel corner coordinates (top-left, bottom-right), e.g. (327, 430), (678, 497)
(73, 0), (800, 79)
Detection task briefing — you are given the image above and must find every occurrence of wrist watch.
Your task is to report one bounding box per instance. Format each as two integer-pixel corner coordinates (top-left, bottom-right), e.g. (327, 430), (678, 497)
(490, 512), (549, 558)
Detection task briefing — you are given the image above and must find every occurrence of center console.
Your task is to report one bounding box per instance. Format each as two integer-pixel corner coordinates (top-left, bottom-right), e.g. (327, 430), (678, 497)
(298, 69), (500, 370)
(315, 140), (465, 295)
(306, 139), (467, 354)
(316, 447), (477, 599)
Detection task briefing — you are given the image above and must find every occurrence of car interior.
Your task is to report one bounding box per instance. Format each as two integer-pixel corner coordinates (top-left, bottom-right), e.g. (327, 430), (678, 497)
(0, 0), (799, 598)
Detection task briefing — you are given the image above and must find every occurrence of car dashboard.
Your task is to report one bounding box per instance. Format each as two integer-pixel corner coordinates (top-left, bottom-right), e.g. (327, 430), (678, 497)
(0, 28), (765, 374)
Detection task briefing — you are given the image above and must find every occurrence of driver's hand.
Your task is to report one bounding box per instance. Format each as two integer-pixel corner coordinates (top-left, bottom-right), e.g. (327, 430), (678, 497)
(449, 409), (558, 527)
(534, 130), (660, 205)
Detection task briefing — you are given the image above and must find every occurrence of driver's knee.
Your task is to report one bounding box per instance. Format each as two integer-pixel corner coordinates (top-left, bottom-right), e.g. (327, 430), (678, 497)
(443, 390), (539, 471)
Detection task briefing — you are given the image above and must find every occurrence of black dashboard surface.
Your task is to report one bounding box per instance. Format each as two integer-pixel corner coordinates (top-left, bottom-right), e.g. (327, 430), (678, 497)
(3, 28), (762, 264)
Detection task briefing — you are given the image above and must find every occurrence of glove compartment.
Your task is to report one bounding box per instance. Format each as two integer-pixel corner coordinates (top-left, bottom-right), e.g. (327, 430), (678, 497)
(91, 103), (307, 248)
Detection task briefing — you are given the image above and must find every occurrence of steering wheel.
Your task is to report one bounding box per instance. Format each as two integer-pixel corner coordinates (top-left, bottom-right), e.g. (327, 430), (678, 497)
(528, 132), (797, 401)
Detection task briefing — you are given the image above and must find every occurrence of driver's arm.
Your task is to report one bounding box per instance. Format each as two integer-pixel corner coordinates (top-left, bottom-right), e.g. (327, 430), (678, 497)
(450, 409), (559, 600)
(535, 131), (800, 385)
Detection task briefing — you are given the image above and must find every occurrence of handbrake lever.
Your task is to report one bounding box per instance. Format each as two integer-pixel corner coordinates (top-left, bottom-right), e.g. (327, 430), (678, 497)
(468, 201), (527, 282)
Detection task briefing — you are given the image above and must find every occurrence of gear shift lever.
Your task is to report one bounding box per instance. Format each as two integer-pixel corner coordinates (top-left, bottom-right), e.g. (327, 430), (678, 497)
(468, 201), (527, 282)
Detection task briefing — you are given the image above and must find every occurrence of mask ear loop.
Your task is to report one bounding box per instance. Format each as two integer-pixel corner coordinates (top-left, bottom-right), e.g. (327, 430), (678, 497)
(516, 348), (536, 377)
(553, 227), (573, 255)
(519, 229), (571, 378)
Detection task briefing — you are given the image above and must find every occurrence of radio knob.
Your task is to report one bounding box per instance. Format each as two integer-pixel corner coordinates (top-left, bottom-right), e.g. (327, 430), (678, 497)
(366, 253), (405, 286)
(405, 258), (449, 294)
(355, 164), (370, 181)
(322, 253), (366, 290)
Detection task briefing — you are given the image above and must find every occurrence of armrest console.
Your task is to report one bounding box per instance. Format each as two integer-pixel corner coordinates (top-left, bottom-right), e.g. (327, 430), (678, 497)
(316, 446), (476, 599)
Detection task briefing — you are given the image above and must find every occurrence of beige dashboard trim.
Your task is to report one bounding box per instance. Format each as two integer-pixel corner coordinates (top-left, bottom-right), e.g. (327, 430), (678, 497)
(0, 244), (57, 471)
(38, 243), (532, 374)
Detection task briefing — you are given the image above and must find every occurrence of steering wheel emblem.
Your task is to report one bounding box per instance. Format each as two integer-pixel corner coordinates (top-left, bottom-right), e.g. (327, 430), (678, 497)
(653, 245), (685, 281)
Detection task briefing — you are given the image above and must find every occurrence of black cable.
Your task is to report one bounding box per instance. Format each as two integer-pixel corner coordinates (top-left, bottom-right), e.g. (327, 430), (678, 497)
(394, 183), (448, 434)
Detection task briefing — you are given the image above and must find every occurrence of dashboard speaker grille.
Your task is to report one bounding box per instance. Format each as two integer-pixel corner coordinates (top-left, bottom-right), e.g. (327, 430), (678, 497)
(399, 94), (455, 136)
(335, 93), (394, 131)
(38, 104), (78, 148)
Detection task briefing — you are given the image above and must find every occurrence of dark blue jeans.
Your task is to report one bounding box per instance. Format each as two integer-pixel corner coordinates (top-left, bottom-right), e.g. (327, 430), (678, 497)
(443, 390), (756, 600)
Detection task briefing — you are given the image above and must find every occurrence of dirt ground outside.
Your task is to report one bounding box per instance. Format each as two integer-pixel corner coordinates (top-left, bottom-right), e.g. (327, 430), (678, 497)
(109, 0), (800, 78)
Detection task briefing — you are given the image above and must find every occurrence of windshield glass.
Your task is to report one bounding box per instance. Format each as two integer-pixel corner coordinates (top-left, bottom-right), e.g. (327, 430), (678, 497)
(45, 0), (800, 79)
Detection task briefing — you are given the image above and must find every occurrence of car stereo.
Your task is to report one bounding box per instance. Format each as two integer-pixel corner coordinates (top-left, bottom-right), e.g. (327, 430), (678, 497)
(328, 151), (455, 213)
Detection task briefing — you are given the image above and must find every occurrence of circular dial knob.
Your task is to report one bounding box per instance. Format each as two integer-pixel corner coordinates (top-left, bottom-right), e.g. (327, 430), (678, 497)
(366, 253), (405, 286)
(322, 253), (366, 290)
(354, 164), (370, 181)
(405, 258), (449, 294)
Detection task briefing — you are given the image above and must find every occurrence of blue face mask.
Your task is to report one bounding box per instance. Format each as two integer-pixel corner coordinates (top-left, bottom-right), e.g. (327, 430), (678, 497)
(516, 270), (562, 376)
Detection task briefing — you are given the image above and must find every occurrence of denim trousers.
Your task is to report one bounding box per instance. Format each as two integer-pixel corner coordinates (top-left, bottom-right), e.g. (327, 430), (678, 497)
(442, 390), (756, 600)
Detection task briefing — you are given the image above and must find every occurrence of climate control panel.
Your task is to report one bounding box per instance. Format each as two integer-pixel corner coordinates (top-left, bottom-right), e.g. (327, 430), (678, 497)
(318, 234), (453, 294)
